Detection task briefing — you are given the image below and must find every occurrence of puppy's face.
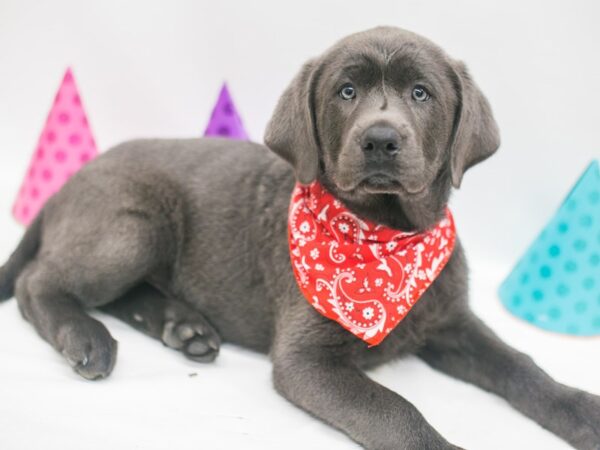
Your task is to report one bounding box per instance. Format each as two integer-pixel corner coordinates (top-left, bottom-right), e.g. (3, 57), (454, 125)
(315, 34), (458, 199)
(265, 27), (500, 229)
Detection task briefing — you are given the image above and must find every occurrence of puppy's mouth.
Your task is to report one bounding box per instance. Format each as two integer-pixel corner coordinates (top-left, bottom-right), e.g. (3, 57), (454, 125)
(358, 174), (402, 194)
(354, 173), (426, 196)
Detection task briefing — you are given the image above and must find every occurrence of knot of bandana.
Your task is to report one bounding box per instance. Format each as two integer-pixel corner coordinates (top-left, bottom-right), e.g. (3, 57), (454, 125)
(287, 181), (456, 346)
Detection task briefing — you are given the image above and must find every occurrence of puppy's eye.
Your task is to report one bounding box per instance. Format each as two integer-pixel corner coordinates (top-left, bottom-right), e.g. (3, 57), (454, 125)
(339, 83), (356, 100)
(411, 85), (430, 102)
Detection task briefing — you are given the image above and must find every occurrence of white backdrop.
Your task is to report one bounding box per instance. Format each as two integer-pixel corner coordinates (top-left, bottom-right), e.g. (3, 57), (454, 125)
(0, 1), (599, 449)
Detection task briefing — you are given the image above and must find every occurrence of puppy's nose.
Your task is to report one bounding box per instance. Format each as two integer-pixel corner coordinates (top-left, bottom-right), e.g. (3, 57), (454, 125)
(361, 125), (400, 155)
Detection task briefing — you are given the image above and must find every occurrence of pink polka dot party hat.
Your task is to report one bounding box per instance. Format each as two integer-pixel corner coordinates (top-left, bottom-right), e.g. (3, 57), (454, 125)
(12, 67), (98, 226)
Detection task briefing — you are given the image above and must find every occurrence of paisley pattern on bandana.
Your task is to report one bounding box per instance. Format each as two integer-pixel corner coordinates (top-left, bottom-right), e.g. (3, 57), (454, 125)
(288, 182), (456, 346)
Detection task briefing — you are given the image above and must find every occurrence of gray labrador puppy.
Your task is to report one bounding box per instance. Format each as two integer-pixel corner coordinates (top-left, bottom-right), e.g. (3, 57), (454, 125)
(1, 27), (599, 449)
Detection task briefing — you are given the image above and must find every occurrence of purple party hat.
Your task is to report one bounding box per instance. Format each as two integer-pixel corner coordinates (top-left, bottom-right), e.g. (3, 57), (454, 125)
(204, 83), (249, 140)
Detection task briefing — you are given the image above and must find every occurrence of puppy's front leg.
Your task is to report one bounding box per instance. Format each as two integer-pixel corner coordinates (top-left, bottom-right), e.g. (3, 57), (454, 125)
(418, 312), (600, 449)
(271, 309), (460, 449)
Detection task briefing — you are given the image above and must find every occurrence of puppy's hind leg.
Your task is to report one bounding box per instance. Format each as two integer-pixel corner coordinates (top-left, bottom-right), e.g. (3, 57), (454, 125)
(101, 283), (221, 363)
(16, 261), (118, 380)
(14, 213), (162, 380)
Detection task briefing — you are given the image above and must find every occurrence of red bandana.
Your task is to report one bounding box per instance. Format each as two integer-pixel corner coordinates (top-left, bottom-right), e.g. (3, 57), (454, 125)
(288, 182), (456, 346)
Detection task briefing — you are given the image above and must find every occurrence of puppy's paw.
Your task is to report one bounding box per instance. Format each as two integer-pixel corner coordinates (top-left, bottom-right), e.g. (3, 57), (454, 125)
(562, 389), (600, 450)
(58, 320), (118, 380)
(161, 318), (220, 363)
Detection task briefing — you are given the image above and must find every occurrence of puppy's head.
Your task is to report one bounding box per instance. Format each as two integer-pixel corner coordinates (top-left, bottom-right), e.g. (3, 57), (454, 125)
(265, 27), (499, 230)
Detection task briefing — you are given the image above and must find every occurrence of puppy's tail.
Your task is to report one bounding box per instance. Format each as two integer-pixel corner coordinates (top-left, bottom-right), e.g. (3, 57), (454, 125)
(0, 213), (43, 301)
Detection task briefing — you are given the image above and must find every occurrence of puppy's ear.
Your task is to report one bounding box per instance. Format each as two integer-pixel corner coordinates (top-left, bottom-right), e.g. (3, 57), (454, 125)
(264, 60), (320, 185)
(448, 61), (500, 188)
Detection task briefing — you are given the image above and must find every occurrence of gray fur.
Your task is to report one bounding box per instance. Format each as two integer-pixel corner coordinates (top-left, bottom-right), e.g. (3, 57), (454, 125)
(1, 26), (599, 448)
(0, 213), (42, 300)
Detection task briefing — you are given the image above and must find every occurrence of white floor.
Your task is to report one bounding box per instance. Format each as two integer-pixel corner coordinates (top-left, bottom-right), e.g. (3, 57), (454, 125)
(0, 218), (599, 450)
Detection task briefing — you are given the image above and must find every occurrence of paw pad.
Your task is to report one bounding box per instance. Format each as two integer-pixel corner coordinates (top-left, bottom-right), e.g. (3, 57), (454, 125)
(161, 319), (220, 363)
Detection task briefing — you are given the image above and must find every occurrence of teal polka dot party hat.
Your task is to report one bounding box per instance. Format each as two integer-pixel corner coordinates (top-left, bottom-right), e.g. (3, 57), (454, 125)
(499, 160), (600, 335)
